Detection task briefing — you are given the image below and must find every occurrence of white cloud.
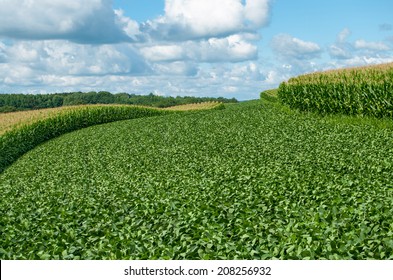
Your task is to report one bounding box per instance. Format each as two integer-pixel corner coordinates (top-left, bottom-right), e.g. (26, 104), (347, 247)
(329, 28), (353, 59)
(354, 39), (390, 51)
(0, 0), (132, 44)
(271, 34), (322, 61)
(141, 45), (185, 62)
(197, 34), (258, 62)
(0, 0), (344, 100)
(330, 56), (393, 68)
(224, 62), (265, 81)
(0, 40), (150, 88)
(114, 9), (142, 41)
(153, 61), (198, 76)
(329, 29), (393, 63)
(329, 45), (352, 59)
(0, 41), (7, 63)
(1, 64), (37, 86)
(141, 34), (258, 63)
(223, 86), (238, 93)
(337, 28), (351, 43)
(143, 0), (271, 40)
(244, 0), (271, 27)
(1, 58), (272, 100)
(164, 0), (243, 37)
(264, 70), (282, 85)
(0, 0), (274, 100)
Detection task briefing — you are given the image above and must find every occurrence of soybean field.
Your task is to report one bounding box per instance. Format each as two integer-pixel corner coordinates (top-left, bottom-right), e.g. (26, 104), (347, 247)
(0, 102), (223, 173)
(1, 100), (392, 260)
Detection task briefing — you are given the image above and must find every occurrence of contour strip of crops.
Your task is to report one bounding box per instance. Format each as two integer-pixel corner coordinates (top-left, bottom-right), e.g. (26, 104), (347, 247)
(1, 100), (392, 259)
(0, 102), (224, 136)
(278, 62), (393, 117)
(0, 105), (170, 174)
(0, 103), (224, 174)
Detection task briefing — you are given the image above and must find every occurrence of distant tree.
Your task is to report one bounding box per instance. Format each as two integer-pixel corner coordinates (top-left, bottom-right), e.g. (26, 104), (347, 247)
(1, 92), (238, 112)
(0, 106), (17, 113)
(97, 91), (115, 104)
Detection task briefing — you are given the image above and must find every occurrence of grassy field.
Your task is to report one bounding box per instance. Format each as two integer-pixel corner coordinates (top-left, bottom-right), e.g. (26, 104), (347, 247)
(1, 99), (392, 260)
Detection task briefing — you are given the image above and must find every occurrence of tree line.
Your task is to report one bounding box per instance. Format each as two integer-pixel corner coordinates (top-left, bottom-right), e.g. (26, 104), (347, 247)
(0, 91), (238, 113)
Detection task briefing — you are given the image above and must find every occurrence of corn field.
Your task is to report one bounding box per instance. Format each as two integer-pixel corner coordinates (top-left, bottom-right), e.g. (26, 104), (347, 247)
(278, 63), (393, 117)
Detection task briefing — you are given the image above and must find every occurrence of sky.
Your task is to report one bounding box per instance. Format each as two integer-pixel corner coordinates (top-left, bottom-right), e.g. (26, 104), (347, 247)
(0, 0), (392, 100)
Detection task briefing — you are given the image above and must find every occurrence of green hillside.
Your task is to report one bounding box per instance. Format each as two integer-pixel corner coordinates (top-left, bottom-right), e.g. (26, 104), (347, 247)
(0, 103), (223, 174)
(1, 100), (392, 260)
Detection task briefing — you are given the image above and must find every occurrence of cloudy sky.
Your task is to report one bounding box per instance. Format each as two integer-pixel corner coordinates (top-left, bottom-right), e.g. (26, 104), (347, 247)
(0, 0), (392, 100)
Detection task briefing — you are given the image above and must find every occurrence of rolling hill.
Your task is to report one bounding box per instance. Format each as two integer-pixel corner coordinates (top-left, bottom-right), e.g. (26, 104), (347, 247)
(1, 99), (392, 260)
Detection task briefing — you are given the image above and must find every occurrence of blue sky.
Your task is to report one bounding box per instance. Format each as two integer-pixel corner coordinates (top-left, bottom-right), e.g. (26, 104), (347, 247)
(0, 0), (392, 100)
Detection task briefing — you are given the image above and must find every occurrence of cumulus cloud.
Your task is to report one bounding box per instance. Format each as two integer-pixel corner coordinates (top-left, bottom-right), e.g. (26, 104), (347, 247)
(0, 0), (292, 100)
(326, 28), (393, 69)
(141, 45), (186, 62)
(354, 39), (390, 51)
(329, 29), (392, 62)
(225, 62), (265, 81)
(141, 34), (258, 63)
(329, 45), (352, 59)
(337, 28), (351, 43)
(114, 9), (142, 41)
(0, 40), (150, 88)
(197, 35), (258, 62)
(152, 61), (199, 76)
(142, 0), (271, 40)
(329, 28), (353, 59)
(269, 33), (328, 81)
(175, 62), (268, 99)
(330, 56), (393, 68)
(0, 0), (272, 99)
(0, 42), (7, 63)
(163, 0), (244, 38)
(271, 34), (322, 61)
(0, 0), (133, 44)
(244, 0), (271, 27)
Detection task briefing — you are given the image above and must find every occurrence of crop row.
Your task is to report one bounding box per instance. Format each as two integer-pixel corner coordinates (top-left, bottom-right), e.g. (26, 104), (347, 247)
(1, 101), (392, 259)
(278, 62), (393, 117)
(0, 103), (225, 174)
(0, 105), (170, 173)
(260, 89), (279, 103)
